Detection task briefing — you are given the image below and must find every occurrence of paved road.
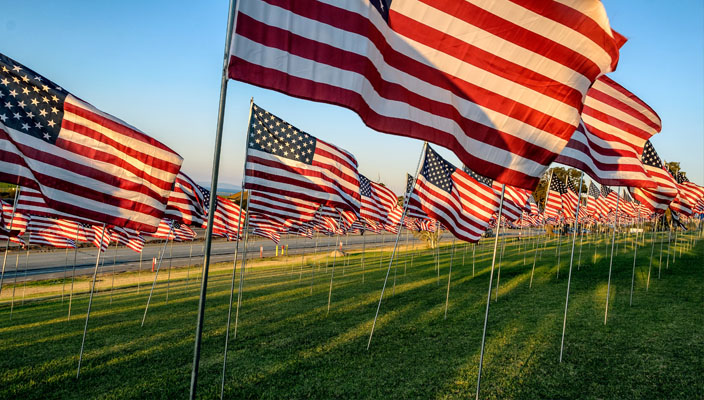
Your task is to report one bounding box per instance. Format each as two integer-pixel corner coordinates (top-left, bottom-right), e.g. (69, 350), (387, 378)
(0, 228), (535, 284)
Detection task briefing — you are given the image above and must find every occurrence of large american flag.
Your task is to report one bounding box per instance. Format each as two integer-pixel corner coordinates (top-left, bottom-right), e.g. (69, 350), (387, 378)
(464, 166), (528, 223)
(555, 76), (661, 188)
(244, 103), (360, 214)
(413, 145), (499, 242)
(630, 141), (677, 213)
(228, 0), (622, 190)
(206, 196), (244, 240)
(0, 53), (183, 232)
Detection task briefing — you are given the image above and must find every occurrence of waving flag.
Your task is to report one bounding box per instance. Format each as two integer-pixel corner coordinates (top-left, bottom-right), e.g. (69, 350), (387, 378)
(630, 141), (677, 213)
(248, 190), (318, 230)
(16, 187), (99, 225)
(544, 177), (565, 221)
(244, 104), (360, 213)
(111, 227), (145, 253)
(586, 182), (600, 215)
(562, 177), (581, 218)
(229, 0), (622, 189)
(555, 76), (660, 188)
(209, 196), (244, 240)
(360, 174), (403, 228)
(165, 172), (208, 227)
(0, 53), (183, 232)
(2, 198), (29, 235)
(27, 216), (76, 249)
(412, 145), (499, 242)
(405, 173), (428, 219)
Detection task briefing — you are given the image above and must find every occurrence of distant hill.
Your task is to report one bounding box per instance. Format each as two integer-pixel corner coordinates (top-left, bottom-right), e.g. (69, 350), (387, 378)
(198, 182), (242, 196)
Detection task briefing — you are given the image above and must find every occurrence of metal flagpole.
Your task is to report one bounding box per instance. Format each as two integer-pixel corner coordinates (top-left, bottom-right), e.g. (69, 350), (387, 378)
(76, 224), (107, 378)
(185, 240), (193, 294)
(530, 225), (538, 288)
(20, 240), (31, 306)
(629, 217), (641, 306)
(361, 221), (366, 283)
(367, 142), (427, 349)
(189, 0), (238, 396)
(0, 186), (21, 297)
(220, 184), (248, 400)
(138, 251), (143, 294)
(110, 240), (118, 304)
(604, 188), (621, 325)
(444, 238), (456, 319)
(475, 184), (506, 400)
(141, 229), (173, 327)
(9, 252), (19, 318)
(62, 246), (70, 302)
(559, 171), (583, 362)
(231, 195), (251, 342)
(472, 243), (476, 276)
(165, 235), (174, 304)
(68, 225), (81, 321)
(326, 214), (344, 315)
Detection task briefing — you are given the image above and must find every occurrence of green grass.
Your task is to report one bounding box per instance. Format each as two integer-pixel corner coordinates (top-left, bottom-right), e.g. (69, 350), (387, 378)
(0, 231), (702, 399)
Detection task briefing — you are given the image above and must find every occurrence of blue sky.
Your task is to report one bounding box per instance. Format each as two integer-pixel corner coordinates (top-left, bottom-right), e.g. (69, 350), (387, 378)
(1, 1), (702, 195)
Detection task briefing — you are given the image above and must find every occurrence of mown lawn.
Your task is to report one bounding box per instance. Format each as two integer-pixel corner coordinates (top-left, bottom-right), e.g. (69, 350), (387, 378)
(0, 230), (702, 399)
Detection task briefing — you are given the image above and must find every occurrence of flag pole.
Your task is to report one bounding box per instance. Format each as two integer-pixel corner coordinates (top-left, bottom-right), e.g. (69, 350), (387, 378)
(0, 186), (21, 297)
(220, 186), (248, 400)
(559, 171), (583, 362)
(629, 215), (641, 306)
(109, 240), (118, 304)
(367, 141), (427, 349)
(141, 227), (173, 327)
(326, 213), (344, 314)
(165, 234), (174, 304)
(231, 193), (251, 341)
(476, 184), (506, 400)
(189, 0), (238, 396)
(67, 225), (81, 321)
(76, 224), (106, 378)
(604, 188), (621, 324)
(444, 238), (456, 319)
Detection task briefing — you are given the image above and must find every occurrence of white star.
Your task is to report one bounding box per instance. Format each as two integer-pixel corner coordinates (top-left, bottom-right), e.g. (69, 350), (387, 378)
(21, 123), (29, 131)
(41, 96), (49, 103)
(4, 101), (12, 109)
(21, 87), (30, 95)
(20, 75), (29, 82)
(0, 66), (7, 73)
(17, 100), (26, 108)
(47, 120), (56, 128)
(50, 107), (58, 114)
(9, 89), (17, 97)
(39, 109), (47, 117)
(35, 121), (43, 129)
(43, 132), (51, 140)
(51, 95), (59, 102)
(41, 84), (49, 92)
(0, 114), (6, 122)
(26, 111), (34, 119)
(30, 98), (39, 106)
(33, 75), (42, 82)
(13, 112), (21, 119)
(11, 65), (21, 72)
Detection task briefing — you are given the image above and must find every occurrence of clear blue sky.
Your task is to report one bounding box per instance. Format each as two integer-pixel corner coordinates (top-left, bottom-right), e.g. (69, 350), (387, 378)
(1, 1), (702, 195)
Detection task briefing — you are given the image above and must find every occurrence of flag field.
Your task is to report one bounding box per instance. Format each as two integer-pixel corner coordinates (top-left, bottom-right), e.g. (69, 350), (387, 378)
(1, 232), (702, 399)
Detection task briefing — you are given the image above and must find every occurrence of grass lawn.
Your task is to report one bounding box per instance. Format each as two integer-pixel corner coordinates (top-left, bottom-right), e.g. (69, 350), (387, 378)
(0, 230), (702, 399)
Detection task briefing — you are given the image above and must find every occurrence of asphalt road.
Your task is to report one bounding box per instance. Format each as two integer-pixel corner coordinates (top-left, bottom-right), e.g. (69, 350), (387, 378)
(0, 228), (533, 284)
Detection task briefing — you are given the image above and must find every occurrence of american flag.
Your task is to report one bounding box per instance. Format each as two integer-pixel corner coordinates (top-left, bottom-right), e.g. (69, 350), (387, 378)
(248, 190), (318, 230)
(601, 184), (620, 215)
(111, 226), (146, 253)
(249, 214), (283, 244)
(228, 0), (622, 190)
(243, 103), (360, 214)
(165, 172), (208, 227)
(630, 141), (677, 213)
(91, 225), (111, 252)
(360, 174), (403, 228)
(405, 173), (429, 219)
(555, 76), (661, 188)
(586, 182), (601, 215)
(544, 177), (565, 221)
(464, 166), (526, 222)
(621, 191), (637, 218)
(27, 216), (76, 249)
(2, 198), (29, 235)
(673, 172), (702, 215)
(669, 170), (693, 217)
(0, 53), (183, 233)
(413, 145), (499, 242)
(209, 196), (244, 240)
(562, 177), (581, 218)
(147, 219), (196, 242)
(16, 187), (99, 225)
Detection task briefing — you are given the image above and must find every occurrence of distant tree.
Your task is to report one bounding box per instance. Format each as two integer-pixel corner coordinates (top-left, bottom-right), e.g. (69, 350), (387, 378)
(665, 161), (681, 176)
